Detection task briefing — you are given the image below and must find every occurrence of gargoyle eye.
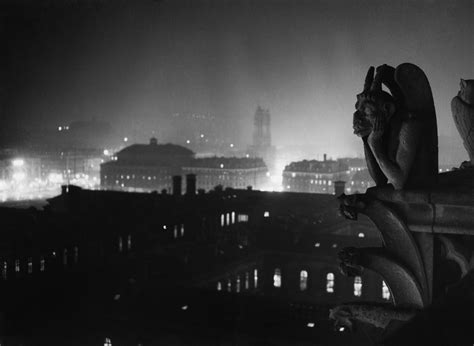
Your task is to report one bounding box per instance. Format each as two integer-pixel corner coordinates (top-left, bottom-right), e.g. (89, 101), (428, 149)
(364, 106), (373, 115)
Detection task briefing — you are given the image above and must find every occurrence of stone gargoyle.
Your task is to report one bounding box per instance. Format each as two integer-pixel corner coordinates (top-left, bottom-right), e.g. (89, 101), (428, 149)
(353, 63), (438, 190)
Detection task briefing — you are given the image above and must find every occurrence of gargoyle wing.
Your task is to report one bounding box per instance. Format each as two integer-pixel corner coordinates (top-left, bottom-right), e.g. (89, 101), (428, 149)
(394, 63), (436, 123)
(394, 63), (439, 178)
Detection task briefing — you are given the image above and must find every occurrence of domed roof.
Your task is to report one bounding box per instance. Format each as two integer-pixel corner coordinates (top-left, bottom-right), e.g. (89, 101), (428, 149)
(113, 141), (195, 166)
(118, 143), (194, 157)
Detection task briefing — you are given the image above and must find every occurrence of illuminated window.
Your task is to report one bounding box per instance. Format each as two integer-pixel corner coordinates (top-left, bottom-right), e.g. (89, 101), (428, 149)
(382, 281), (391, 300)
(63, 249), (68, 266)
(237, 214), (249, 222)
(273, 268), (282, 288)
(1, 261), (7, 279)
(227, 279), (232, 292)
(245, 272), (249, 290)
(358, 232), (365, 238)
(236, 276), (241, 293)
(326, 273), (335, 293)
(226, 213), (230, 226)
(300, 270), (308, 291)
(264, 211), (270, 218)
(221, 214), (225, 227)
(328, 181), (332, 186)
(15, 259), (20, 273)
(231, 212), (235, 224)
(127, 234), (132, 250)
(180, 224), (184, 237)
(173, 225), (178, 239)
(314, 242), (320, 248)
(354, 276), (362, 297)
(104, 338), (112, 346)
(118, 236), (123, 252)
(40, 257), (45, 272)
(217, 281), (222, 291)
(254, 269), (258, 289)
(74, 246), (79, 263)
(27, 258), (33, 274)
(332, 243), (338, 248)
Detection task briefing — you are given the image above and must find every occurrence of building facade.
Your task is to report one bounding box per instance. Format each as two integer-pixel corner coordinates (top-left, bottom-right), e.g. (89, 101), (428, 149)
(101, 139), (269, 192)
(282, 155), (350, 194)
(100, 138), (195, 192)
(183, 157), (268, 191)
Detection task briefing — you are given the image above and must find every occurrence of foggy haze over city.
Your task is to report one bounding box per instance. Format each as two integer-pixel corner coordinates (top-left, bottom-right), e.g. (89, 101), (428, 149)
(2, 0), (473, 160)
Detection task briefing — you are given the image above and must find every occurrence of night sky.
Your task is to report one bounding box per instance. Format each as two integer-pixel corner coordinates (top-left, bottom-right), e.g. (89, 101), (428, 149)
(1, 0), (473, 158)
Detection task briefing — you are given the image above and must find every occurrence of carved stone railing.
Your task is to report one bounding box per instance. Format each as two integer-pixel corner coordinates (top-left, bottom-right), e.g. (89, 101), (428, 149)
(338, 169), (474, 310)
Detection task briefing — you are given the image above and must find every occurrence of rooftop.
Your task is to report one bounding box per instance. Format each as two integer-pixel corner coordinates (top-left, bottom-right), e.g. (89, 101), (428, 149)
(284, 159), (348, 174)
(185, 157), (267, 169)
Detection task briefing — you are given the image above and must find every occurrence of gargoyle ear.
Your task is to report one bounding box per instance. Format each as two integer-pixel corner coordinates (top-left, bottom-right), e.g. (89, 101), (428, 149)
(460, 79), (467, 88)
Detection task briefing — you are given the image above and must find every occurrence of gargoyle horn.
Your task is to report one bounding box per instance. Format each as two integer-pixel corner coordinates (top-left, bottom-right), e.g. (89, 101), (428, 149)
(370, 69), (383, 92)
(363, 66), (375, 92)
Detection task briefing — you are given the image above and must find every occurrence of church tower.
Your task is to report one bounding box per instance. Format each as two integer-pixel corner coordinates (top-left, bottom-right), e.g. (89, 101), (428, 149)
(253, 106), (272, 148)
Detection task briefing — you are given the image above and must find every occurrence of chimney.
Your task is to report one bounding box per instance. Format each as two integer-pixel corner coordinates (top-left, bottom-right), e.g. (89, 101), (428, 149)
(61, 185), (69, 195)
(172, 175), (182, 196)
(334, 180), (346, 196)
(323, 153), (327, 162)
(186, 174), (196, 195)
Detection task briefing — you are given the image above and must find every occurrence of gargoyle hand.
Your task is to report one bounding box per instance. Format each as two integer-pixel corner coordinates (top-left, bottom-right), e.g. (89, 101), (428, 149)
(368, 113), (386, 143)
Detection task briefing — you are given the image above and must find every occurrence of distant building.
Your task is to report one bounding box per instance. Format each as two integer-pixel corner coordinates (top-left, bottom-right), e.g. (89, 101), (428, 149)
(338, 157), (367, 174)
(0, 153), (41, 183)
(183, 157), (268, 191)
(282, 154), (350, 194)
(247, 106), (276, 172)
(100, 138), (194, 191)
(35, 148), (103, 180)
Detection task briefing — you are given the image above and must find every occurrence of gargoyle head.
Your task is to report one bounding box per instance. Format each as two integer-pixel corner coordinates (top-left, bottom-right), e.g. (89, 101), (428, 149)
(338, 194), (367, 220)
(329, 305), (354, 332)
(354, 65), (398, 137)
(338, 247), (364, 277)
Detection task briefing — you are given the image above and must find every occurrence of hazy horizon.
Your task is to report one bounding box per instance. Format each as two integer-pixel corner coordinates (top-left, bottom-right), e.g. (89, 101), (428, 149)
(1, 0), (473, 160)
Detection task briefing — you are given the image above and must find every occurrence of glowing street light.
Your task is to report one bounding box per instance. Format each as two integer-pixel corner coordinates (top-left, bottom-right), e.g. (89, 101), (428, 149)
(123, 137), (128, 142)
(12, 159), (24, 167)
